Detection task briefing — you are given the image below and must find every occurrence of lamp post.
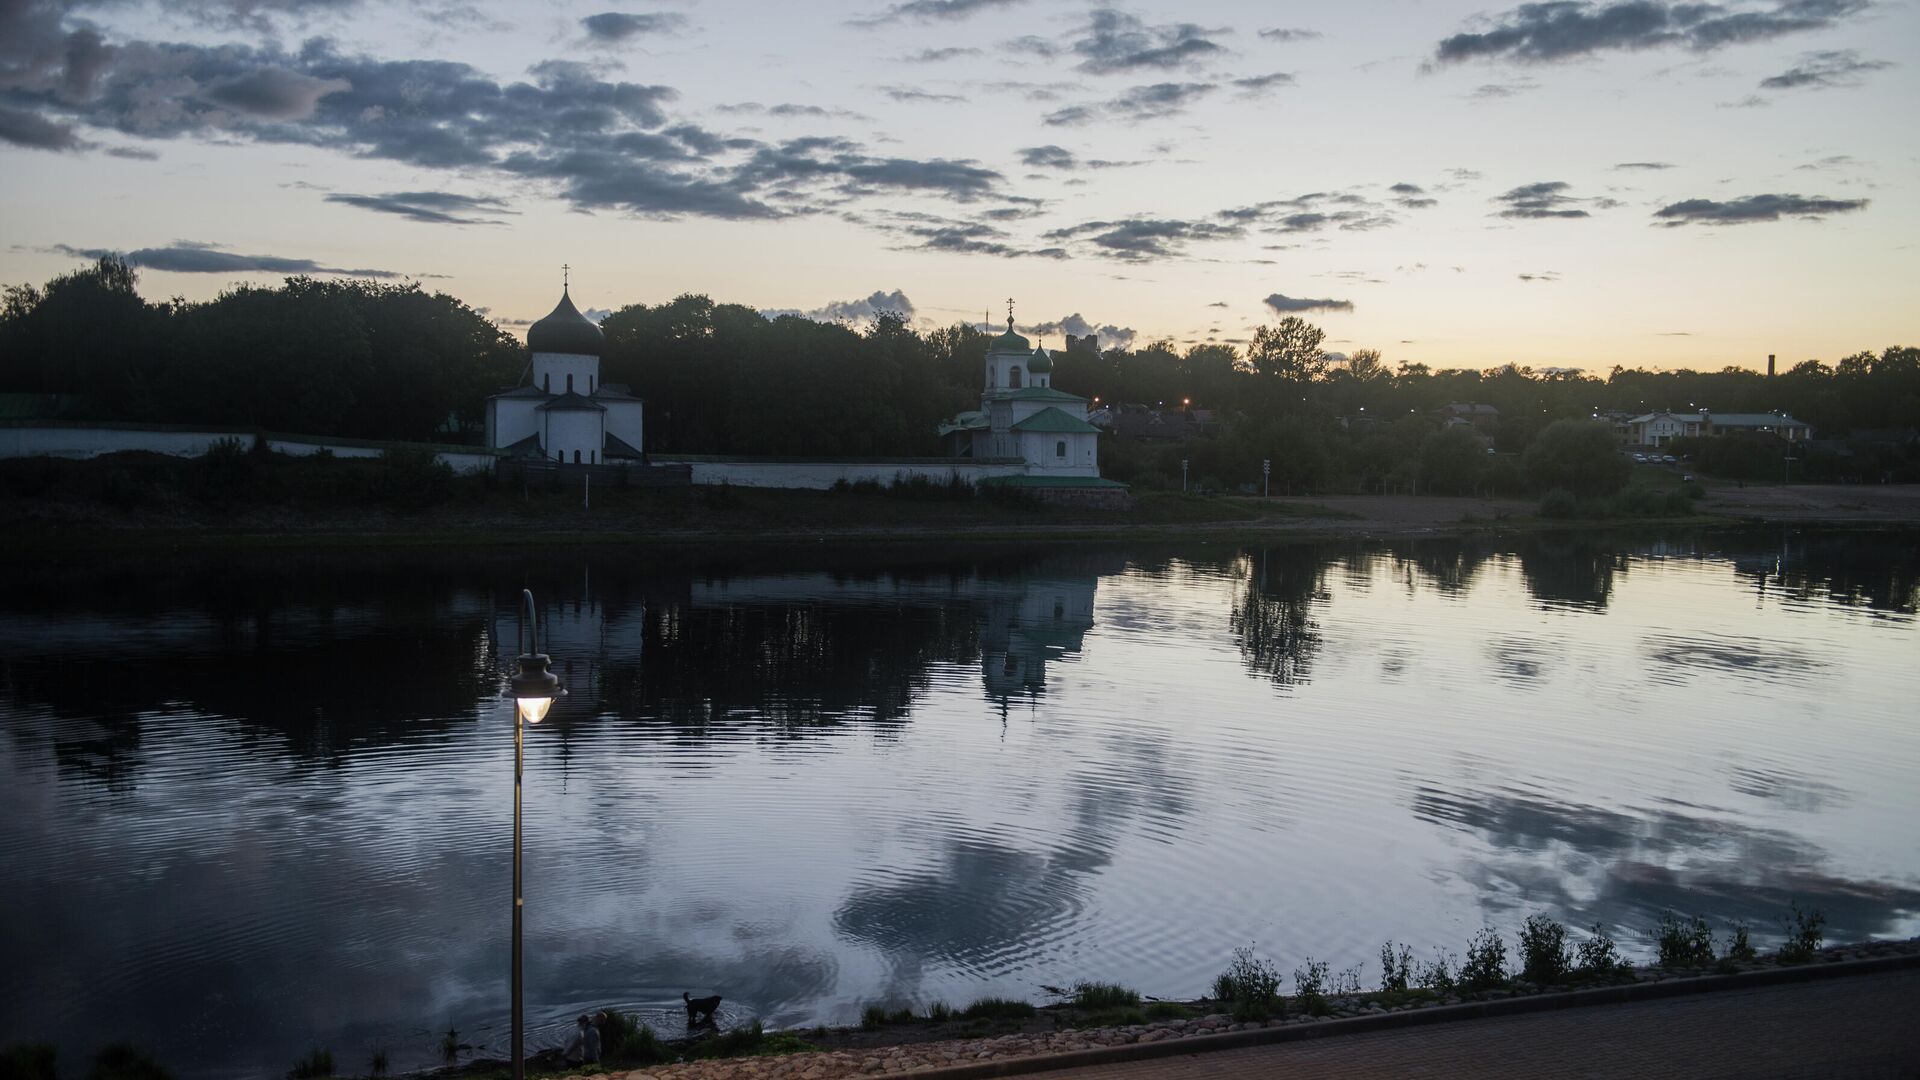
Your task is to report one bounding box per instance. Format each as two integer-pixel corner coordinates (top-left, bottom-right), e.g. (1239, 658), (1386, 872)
(506, 589), (565, 1080)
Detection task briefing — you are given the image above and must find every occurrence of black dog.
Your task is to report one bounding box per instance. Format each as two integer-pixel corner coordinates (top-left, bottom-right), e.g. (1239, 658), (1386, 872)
(683, 991), (722, 1027)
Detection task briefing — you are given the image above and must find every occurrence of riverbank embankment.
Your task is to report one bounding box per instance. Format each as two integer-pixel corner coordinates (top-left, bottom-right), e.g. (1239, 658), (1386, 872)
(567, 938), (1919, 1080)
(11, 450), (1920, 553)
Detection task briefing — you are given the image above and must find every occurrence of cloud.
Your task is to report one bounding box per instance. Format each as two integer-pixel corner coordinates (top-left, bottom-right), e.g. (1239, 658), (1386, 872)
(1471, 80), (1538, 99)
(1207, 300), (1230, 307)
(882, 86), (967, 104)
(1718, 93), (1771, 107)
(1263, 293), (1353, 314)
(852, 0), (1023, 26)
(1019, 144), (1075, 168)
(1044, 217), (1243, 260)
(1651, 193), (1868, 225)
(1517, 271), (1561, 281)
(1026, 313), (1137, 350)
(1389, 182), (1437, 209)
(1231, 72), (1296, 95)
(1070, 10), (1228, 74)
(200, 67), (351, 120)
(1041, 105), (1097, 126)
(1614, 160), (1674, 169)
(1435, 0), (1872, 64)
(1258, 27), (1321, 42)
(1219, 191), (1399, 233)
(1758, 49), (1892, 89)
(580, 12), (689, 43)
(0, 104), (80, 150)
(763, 289), (916, 323)
(322, 190), (512, 225)
(1494, 181), (1615, 219)
(902, 47), (982, 62)
(53, 241), (401, 277)
(870, 210), (1067, 259)
(1795, 154), (1855, 170)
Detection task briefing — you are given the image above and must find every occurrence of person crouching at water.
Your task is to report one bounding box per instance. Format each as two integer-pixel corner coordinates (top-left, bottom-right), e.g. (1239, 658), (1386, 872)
(564, 1014), (600, 1066)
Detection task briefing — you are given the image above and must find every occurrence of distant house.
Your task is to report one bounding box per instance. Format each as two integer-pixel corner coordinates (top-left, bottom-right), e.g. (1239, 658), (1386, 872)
(1109, 406), (1199, 441)
(1626, 410), (1814, 446)
(1435, 403), (1500, 429)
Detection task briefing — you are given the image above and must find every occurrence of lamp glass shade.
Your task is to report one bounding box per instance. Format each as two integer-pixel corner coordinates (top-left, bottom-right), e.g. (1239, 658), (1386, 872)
(516, 696), (553, 724)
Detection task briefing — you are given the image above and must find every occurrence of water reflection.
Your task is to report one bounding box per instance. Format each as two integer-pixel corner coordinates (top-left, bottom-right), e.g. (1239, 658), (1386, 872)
(2, 529), (1917, 1080)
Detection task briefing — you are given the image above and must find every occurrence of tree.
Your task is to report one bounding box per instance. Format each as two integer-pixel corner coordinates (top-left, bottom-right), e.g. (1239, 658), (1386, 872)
(1246, 317), (1327, 383)
(1418, 426), (1483, 494)
(1524, 419), (1628, 496)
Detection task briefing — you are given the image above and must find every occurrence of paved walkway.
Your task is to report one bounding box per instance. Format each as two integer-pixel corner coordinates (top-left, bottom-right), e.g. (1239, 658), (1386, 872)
(1039, 969), (1920, 1079)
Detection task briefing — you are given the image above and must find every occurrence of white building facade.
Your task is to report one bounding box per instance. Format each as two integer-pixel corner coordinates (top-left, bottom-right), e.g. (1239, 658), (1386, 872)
(485, 288), (644, 464)
(1627, 410), (1813, 446)
(940, 320), (1102, 478)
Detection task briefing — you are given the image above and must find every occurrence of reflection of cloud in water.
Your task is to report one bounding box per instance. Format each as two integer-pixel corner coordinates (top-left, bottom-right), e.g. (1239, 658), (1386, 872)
(1409, 782), (1920, 944)
(1727, 767), (1849, 813)
(1642, 634), (1828, 687)
(1485, 636), (1560, 685)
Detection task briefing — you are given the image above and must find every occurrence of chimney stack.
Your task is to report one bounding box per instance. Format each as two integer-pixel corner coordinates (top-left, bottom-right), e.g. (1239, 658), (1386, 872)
(1768, 353), (1776, 379)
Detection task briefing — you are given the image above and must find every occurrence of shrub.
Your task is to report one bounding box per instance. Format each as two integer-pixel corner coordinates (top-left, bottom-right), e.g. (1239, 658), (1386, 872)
(1292, 959), (1330, 1016)
(860, 1006), (887, 1030)
(685, 1020), (816, 1061)
(599, 1011), (665, 1066)
(960, 997), (1035, 1021)
(86, 1044), (173, 1080)
(1379, 942), (1415, 994)
(925, 1001), (952, 1022)
(1576, 924), (1628, 979)
(888, 1007), (915, 1025)
(439, 1029), (459, 1064)
(1539, 487), (1578, 519)
(1518, 915), (1571, 984)
(1331, 966), (1363, 997)
(286, 1048), (332, 1079)
(1777, 904), (1826, 965)
(1724, 922), (1758, 964)
(1417, 950), (1457, 995)
(1071, 982), (1140, 1009)
(1214, 946), (1284, 1021)
(1524, 420), (1629, 496)
(1459, 929), (1509, 991)
(1143, 1003), (1194, 1020)
(375, 447), (453, 506)
(1653, 912), (1715, 968)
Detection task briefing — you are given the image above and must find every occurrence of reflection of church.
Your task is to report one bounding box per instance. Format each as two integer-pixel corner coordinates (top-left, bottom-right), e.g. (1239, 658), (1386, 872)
(980, 576), (1096, 702)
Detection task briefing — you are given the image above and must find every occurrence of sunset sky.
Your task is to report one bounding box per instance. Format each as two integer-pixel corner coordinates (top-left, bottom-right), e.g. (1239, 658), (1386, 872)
(2, 0), (1912, 371)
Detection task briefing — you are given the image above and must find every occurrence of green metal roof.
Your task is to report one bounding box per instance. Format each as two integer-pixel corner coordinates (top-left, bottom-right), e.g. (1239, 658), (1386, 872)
(1027, 348), (1053, 373)
(1011, 406), (1099, 433)
(989, 386), (1086, 403)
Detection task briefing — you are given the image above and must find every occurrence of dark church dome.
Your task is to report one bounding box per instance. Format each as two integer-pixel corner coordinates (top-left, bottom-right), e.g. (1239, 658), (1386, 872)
(527, 289), (604, 356)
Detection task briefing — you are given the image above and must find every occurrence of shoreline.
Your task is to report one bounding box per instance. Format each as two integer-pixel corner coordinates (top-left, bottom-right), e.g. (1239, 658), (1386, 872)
(10, 485), (1920, 555)
(414, 936), (1920, 1080)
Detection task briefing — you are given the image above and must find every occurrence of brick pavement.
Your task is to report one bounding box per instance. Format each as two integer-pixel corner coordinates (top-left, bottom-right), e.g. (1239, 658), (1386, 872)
(1037, 969), (1920, 1079)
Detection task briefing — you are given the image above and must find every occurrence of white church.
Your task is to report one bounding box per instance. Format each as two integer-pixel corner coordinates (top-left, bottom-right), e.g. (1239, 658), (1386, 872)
(937, 316), (1103, 479)
(482, 287), (1122, 503)
(484, 286), (644, 465)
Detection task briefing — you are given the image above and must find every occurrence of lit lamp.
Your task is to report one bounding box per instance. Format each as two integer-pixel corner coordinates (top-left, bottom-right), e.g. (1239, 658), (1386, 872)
(505, 588), (565, 1080)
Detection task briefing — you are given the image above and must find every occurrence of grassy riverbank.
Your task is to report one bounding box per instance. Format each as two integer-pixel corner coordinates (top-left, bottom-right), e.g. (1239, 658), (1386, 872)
(7, 452), (1920, 554)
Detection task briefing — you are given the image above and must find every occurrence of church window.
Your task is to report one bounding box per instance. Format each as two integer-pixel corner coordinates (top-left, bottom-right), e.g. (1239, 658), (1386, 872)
(1009, 366), (1023, 388)
(567, 373), (574, 393)
(1056, 440), (1066, 458)
(573, 450), (581, 463)
(543, 373), (551, 392)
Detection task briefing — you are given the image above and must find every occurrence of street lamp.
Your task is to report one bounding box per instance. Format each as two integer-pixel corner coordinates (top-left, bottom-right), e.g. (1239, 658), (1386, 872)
(506, 588), (565, 1080)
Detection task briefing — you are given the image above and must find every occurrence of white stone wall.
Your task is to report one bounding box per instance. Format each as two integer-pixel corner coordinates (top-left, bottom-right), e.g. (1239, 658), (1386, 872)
(653, 458), (1029, 490)
(543, 409), (604, 464)
(489, 397), (542, 451)
(1015, 431), (1098, 475)
(0, 425), (500, 474)
(603, 399), (644, 453)
(530, 351), (600, 396)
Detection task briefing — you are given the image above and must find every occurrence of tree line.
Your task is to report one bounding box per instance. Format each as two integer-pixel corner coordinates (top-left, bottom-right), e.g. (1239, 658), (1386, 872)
(2, 259), (1914, 488)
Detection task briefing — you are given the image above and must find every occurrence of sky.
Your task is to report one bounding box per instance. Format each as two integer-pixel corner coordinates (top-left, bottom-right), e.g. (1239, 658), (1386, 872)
(1, 0), (1914, 371)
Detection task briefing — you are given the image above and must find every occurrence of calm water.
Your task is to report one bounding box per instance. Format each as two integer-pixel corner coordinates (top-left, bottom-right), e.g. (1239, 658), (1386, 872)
(3, 531), (1918, 1078)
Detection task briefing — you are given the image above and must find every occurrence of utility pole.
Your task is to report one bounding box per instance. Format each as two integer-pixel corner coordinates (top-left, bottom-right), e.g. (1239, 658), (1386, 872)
(1262, 458), (1271, 498)
(1181, 459), (1189, 494)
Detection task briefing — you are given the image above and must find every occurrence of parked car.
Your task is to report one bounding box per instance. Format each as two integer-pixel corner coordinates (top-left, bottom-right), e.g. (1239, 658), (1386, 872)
(1661, 454), (1678, 464)
(1633, 453), (1648, 463)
